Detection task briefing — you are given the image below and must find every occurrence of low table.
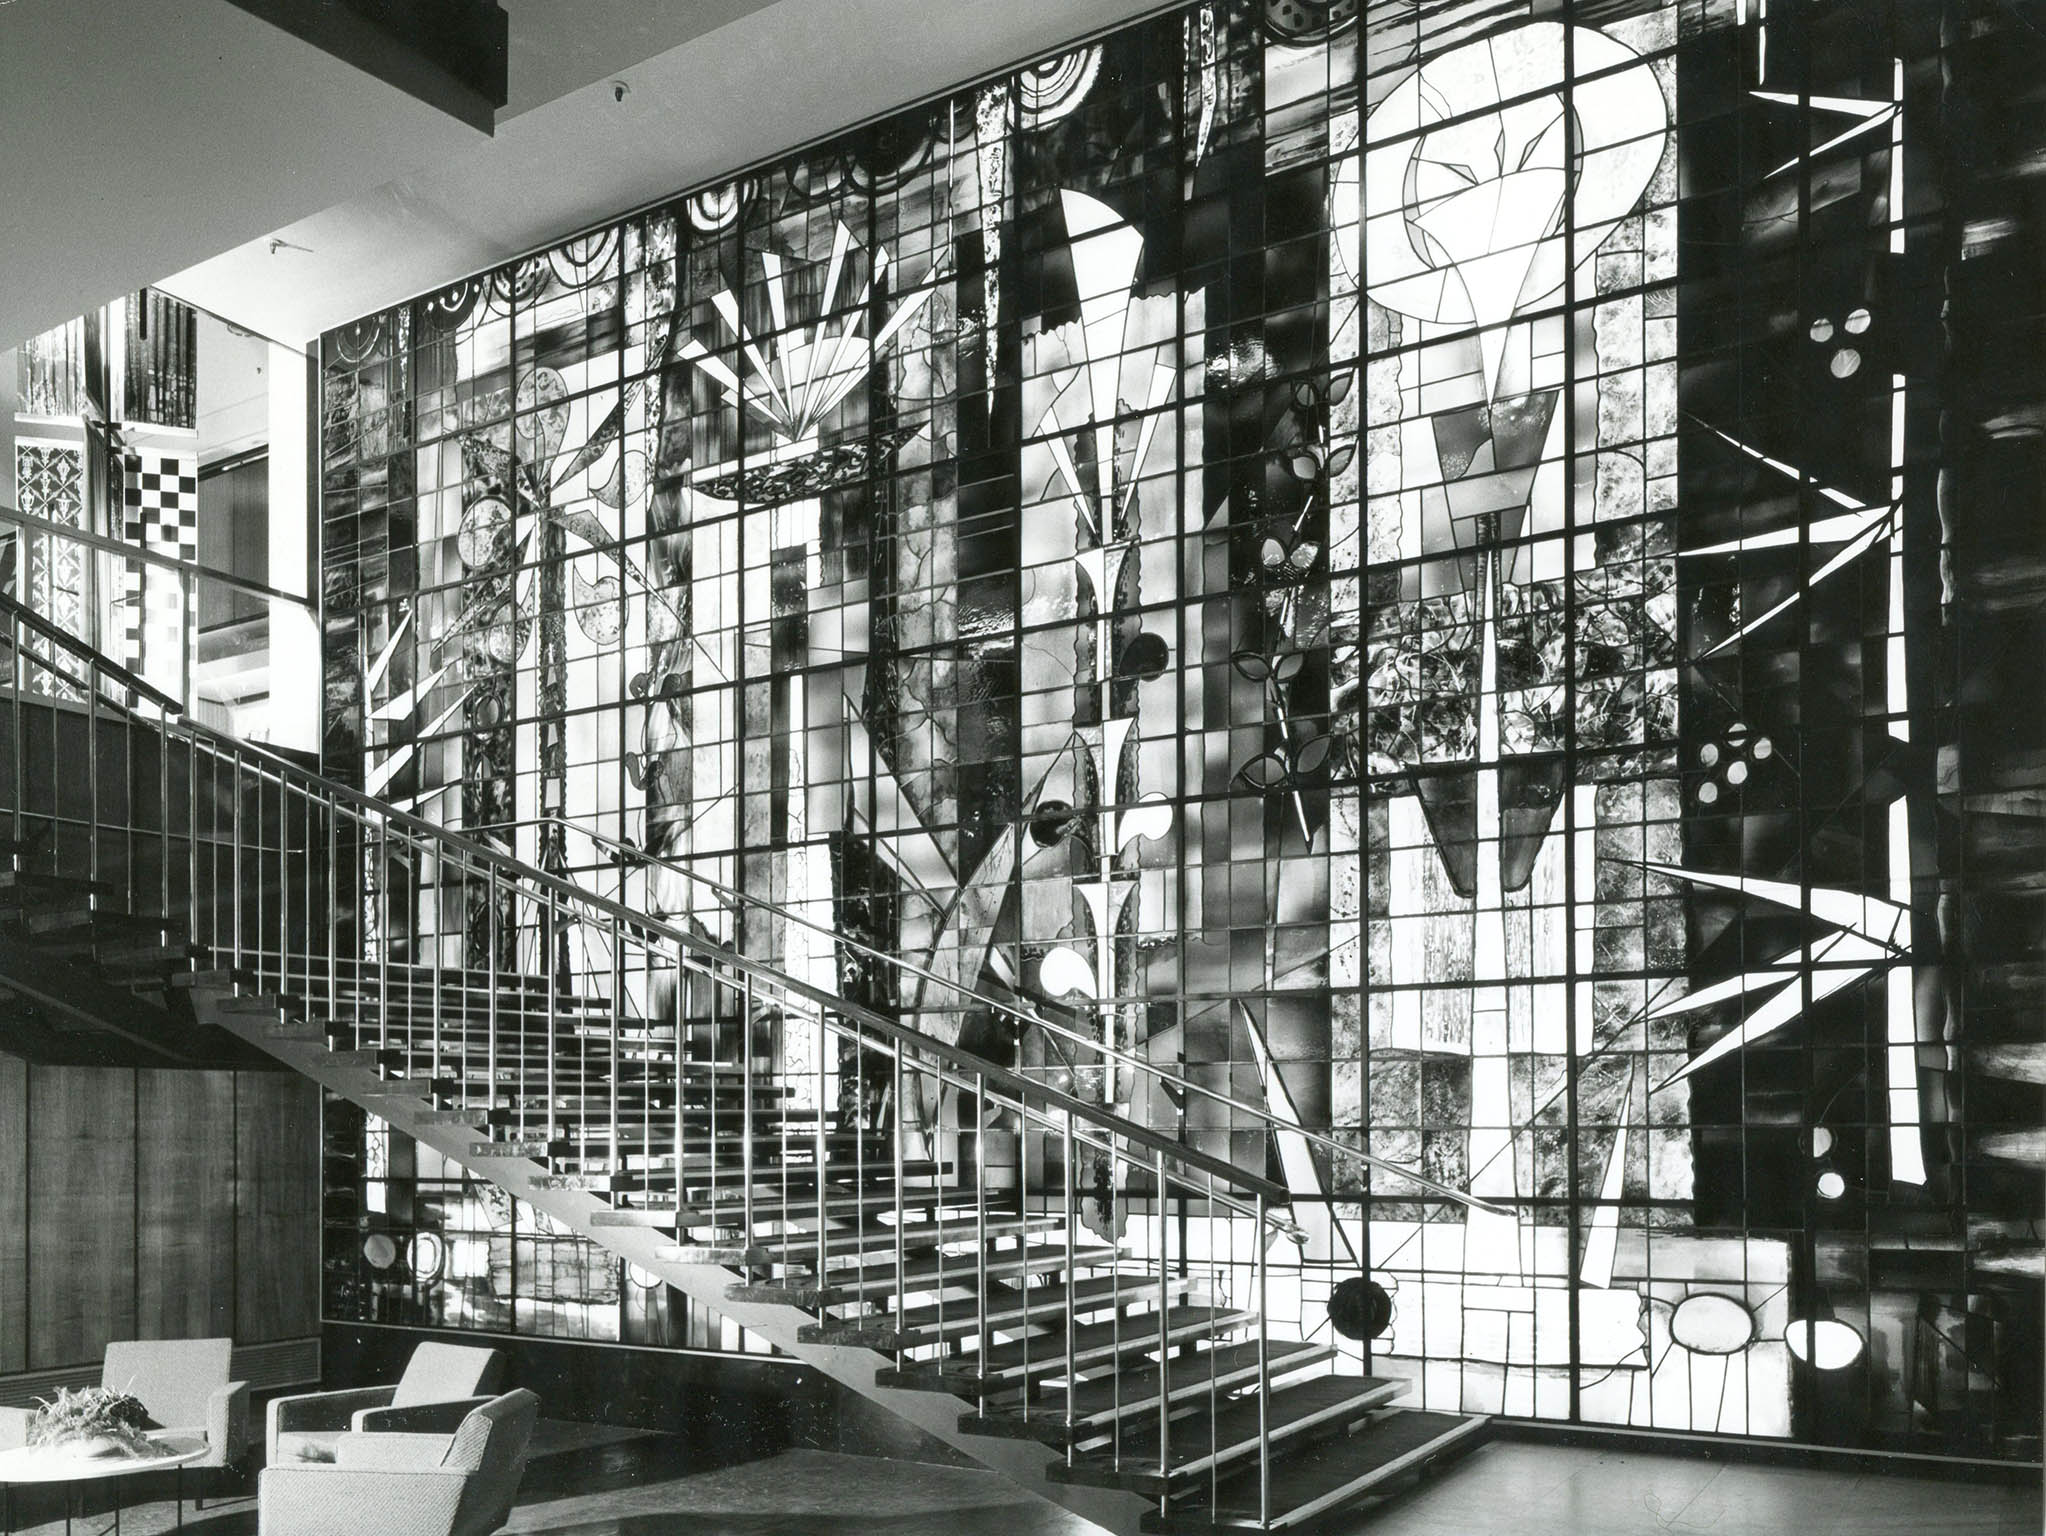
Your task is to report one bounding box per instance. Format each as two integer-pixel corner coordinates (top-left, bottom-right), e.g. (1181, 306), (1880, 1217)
(0, 1432), (208, 1536)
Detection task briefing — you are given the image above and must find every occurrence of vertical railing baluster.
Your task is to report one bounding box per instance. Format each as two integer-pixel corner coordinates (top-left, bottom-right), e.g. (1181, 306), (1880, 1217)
(679, 961), (695, 1235)
(974, 1069), (989, 1395)
(231, 745), (243, 973)
(741, 970), (755, 1261)
(485, 865), (497, 1130)
(376, 816), (390, 1053)
(814, 1000), (828, 1294)
(8, 610), (21, 863)
(1063, 1114), (1077, 1458)
(1156, 1147), (1171, 1505)
(157, 679), (170, 929)
(1256, 1192), (1270, 1530)
(610, 913), (623, 1209)
(892, 1047), (905, 1350)
(86, 651), (99, 897)
(544, 896), (557, 1177)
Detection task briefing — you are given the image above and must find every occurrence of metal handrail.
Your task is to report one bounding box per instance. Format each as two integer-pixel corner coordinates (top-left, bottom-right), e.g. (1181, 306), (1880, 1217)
(0, 501), (316, 610)
(0, 593), (184, 715)
(3, 595), (1329, 1522)
(558, 813), (1505, 1217)
(7, 598), (1283, 1203)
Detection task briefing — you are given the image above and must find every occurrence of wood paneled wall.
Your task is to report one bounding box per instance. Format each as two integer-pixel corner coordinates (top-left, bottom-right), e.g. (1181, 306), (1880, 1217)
(0, 1061), (318, 1372)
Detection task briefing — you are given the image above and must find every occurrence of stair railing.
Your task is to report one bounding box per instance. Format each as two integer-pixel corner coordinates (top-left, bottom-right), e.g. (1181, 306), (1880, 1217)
(0, 595), (1301, 1522)
(556, 813), (1499, 1218)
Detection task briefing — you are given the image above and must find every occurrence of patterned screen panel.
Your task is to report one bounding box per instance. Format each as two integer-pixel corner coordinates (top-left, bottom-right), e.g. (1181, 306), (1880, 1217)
(318, 0), (2044, 1456)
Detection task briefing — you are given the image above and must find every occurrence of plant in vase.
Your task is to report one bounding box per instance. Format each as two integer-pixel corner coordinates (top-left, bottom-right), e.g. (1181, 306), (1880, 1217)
(27, 1386), (164, 1459)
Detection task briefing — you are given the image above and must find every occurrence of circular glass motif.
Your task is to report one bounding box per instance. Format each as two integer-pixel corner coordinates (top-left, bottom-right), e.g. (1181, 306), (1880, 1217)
(419, 279), (481, 334)
(1264, 0), (1359, 45)
(514, 368), (571, 460)
(362, 1233), (398, 1270)
(1785, 1317), (1864, 1370)
(1670, 1292), (1755, 1355)
(408, 1231), (446, 1282)
(1327, 1276), (1394, 1341)
(328, 315), (387, 367)
(1028, 799), (1083, 850)
(457, 496), (513, 569)
(483, 604), (524, 664)
(549, 229), (621, 290)
(686, 180), (750, 234)
(1017, 46), (1102, 128)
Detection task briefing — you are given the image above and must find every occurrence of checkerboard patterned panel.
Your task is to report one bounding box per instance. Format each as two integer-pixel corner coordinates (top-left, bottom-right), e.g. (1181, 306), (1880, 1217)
(121, 450), (197, 696)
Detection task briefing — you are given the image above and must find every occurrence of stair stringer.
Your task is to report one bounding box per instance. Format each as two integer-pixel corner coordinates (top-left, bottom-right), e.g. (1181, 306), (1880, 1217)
(195, 985), (1152, 1536)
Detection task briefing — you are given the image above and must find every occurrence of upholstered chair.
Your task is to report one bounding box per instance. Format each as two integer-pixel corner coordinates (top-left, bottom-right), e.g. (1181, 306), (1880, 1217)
(264, 1341), (502, 1465)
(0, 1339), (249, 1505)
(100, 1338), (250, 1477)
(257, 1388), (538, 1536)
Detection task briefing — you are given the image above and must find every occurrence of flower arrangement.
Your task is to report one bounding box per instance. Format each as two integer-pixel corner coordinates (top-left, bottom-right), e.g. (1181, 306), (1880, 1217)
(27, 1386), (163, 1459)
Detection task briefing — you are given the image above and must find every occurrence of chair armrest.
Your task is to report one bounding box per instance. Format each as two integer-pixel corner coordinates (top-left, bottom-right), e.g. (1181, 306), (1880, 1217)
(206, 1380), (249, 1467)
(0, 1405), (30, 1451)
(266, 1385), (399, 1455)
(352, 1396), (492, 1437)
(261, 1465), (468, 1536)
(333, 1431), (457, 1470)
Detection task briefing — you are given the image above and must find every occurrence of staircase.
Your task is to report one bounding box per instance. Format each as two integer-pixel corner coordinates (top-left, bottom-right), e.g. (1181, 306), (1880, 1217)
(0, 594), (1491, 1533)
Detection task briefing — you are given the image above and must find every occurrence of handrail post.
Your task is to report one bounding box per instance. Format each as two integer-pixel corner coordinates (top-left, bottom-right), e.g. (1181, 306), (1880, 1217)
(1256, 1192), (1270, 1530)
(741, 967), (756, 1265)
(1156, 1146), (1171, 1506)
(486, 866), (498, 1129)
(813, 1000), (828, 1291)
(974, 1069), (990, 1397)
(9, 607), (22, 860)
(892, 1048), (905, 1342)
(86, 650), (100, 897)
(1062, 1113), (1077, 1456)
(610, 913), (623, 1209)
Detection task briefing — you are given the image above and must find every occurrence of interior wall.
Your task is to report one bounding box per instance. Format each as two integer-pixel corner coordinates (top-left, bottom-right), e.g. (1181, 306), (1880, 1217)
(310, 0), (2045, 1463)
(0, 1058), (320, 1373)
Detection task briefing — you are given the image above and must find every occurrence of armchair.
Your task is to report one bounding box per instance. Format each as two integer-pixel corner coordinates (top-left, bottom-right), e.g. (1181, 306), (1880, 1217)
(265, 1341), (502, 1465)
(0, 1338), (248, 1505)
(0, 1339), (247, 1467)
(258, 1389), (538, 1536)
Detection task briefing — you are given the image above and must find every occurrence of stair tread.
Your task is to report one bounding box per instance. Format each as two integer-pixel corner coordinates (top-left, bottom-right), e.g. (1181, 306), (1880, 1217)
(729, 1241), (1111, 1304)
(966, 1339), (1335, 1440)
(1051, 1375), (1409, 1488)
(1143, 1409), (1489, 1531)
(880, 1306), (1255, 1392)
(755, 1214), (1065, 1263)
(808, 1272), (1185, 1348)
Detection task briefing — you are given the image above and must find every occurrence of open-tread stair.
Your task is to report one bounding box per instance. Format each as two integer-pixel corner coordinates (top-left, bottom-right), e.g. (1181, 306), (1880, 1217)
(0, 602), (1490, 1534)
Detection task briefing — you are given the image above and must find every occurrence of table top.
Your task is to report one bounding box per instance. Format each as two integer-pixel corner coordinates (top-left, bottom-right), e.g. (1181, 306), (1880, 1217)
(0, 1432), (207, 1484)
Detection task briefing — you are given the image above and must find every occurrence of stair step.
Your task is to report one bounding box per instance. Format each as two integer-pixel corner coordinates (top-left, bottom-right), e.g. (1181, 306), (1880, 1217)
(750, 1214), (1068, 1269)
(94, 940), (207, 973)
(634, 1212), (1060, 1259)
(962, 1338), (1338, 1444)
(17, 909), (106, 938)
(803, 1271), (1187, 1351)
(728, 1241), (1113, 1305)
(172, 968), (253, 990)
(1051, 1375), (1411, 1494)
(1140, 1409), (1490, 1532)
(878, 1306), (1258, 1395)
(0, 872), (113, 902)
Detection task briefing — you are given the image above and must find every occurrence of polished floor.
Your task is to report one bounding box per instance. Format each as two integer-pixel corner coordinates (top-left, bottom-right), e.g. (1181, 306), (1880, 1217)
(1, 1433), (2034, 1536)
